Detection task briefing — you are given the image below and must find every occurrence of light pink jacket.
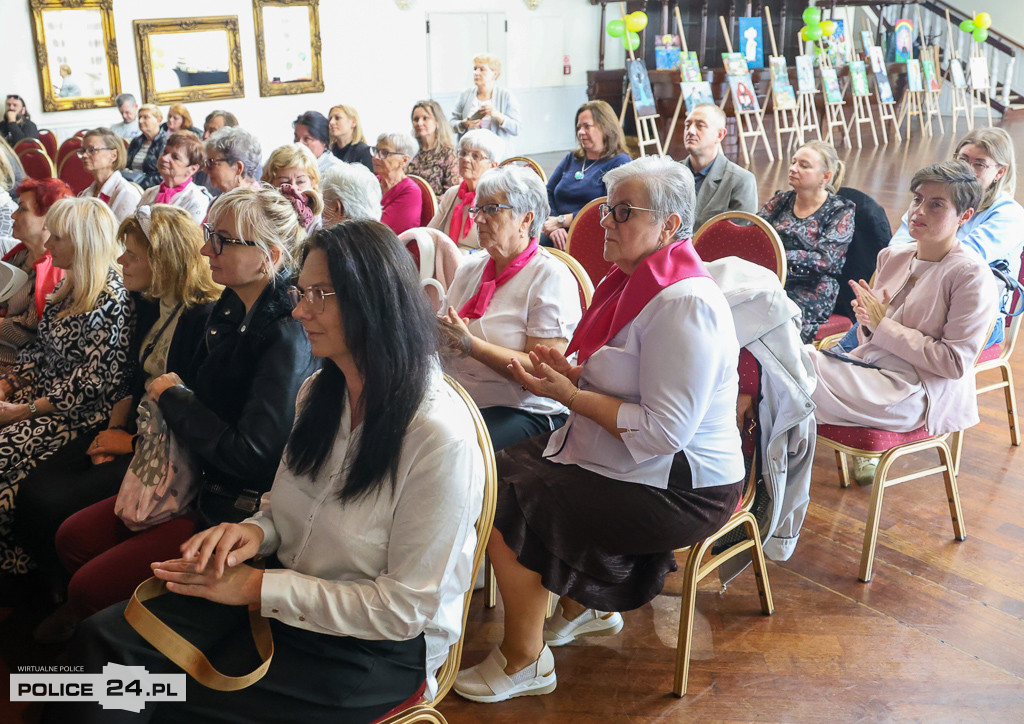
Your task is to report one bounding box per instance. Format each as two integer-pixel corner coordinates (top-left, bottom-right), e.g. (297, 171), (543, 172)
(857, 243), (997, 435)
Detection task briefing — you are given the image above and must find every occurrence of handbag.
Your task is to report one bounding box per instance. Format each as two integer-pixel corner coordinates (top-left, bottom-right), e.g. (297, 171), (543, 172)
(989, 259), (1024, 317)
(114, 398), (199, 531)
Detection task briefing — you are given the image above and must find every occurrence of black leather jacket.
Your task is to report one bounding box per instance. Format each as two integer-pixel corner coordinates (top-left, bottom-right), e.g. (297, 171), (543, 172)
(124, 130), (169, 189)
(158, 275), (316, 525)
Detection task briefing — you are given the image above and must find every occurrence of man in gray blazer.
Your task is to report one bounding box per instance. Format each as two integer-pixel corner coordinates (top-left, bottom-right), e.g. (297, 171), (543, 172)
(681, 104), (758, 230)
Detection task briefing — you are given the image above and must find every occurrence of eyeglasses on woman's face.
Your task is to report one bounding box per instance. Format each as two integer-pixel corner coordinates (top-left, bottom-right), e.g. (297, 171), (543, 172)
(287, 285), (337, 313)
(370, 146), (405, 159)
(458, 149), (490, 162)
(202, 223), (258, 256)
(204, 157), (230, 170)
(77, 146), (115, 157)
(599, 201), (661, 223)
(468, 203), (514, 218)
(955, 154), (1001, 173)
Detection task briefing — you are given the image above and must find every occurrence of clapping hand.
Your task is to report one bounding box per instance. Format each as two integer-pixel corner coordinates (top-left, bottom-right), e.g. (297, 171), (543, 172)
(509, 345), (581, 405)
(849, 279), (890, 332)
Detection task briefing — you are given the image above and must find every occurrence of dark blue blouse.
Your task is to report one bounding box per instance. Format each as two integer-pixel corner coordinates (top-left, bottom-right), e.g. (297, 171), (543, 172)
(547, 152), (632, 218)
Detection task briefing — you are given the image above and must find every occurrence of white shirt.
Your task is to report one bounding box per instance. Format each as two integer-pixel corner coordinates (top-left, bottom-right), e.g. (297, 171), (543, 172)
(317, 151), (342, 178)
(110, 119), (141, 140)
(246, 368), (484, 701)
(544, 277), (745, 489)
(138, 181), (212, 224)
(80, 171), (142, 223)
(446, 248), (582, 415)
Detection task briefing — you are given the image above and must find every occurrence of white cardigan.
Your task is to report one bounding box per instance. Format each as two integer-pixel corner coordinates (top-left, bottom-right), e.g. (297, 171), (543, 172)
(138, 180), (212, 224)
(80, 171), (143, 224)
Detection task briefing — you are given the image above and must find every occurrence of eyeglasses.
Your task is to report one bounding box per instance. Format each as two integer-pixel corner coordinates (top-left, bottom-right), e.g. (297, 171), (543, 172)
(599, 202), (662, 223)
(369, 146), (405, 159)
(956, 155), (1000, 173)
(202, 223), (258, 256)
(6, 95), (22, 101)
(76, 147), (115, 157)
(287, 285), (337, 313)
(468, 203), (514, 218)
(458, 149), (490, 162)
(204, 157), (230, 169)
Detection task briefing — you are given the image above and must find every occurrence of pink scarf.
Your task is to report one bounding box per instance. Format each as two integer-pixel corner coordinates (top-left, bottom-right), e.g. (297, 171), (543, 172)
(448, 181), (476, 242)
(567, 239), (710, 364)
(458, 238), (540, 319)
(154, 178), (191, 204)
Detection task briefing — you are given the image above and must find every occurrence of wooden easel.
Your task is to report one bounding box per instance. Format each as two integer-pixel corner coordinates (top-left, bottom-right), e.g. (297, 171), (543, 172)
(967, 48), (995, 128)
(818, 46), (851, 148)
(916, 8), (944, 134)
(617, 2), (664, 156)
(664, 5), (693, 150)
(718, 15), (774, 164)
(944, 10), (973, 134)
(847, 83), (879, 147)
(764, 6), (801, 157)
(863, 21), (900, 144)
(897, 69), (930, 141)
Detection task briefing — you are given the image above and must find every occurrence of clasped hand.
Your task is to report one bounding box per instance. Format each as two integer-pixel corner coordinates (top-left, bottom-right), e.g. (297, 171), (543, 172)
(509, 344), (581, 406)
(146, 372), (183, 402)
(849, 279), (890, 332)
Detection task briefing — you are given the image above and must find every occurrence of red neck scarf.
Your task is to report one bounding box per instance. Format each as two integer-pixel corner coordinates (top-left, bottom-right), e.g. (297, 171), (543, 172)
(154, 178), (191, 204)
(567, 239), (710, 364)
(458, 238), (540, 320)
(448, 181), (476, 242)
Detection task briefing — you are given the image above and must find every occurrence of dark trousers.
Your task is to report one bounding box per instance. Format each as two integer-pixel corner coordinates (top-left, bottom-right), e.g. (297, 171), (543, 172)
(480, 406), (566, 452)
(43, 594), (426, 724)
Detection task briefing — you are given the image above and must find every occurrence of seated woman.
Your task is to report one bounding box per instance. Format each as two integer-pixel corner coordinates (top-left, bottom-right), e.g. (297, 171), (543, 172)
(15, 204), (221, 624)
(78, 127), (142, 223)
(203, 126), (262, 194)
(453, 156), (745, 703)
(124, 104), (168, 189)
(137, 131), (212, 224)
(408, 99), (461, 196)
(811, 161), (996, 437)
(328, 103), (373, 172)
(442, 166), (582, 451)
(757, 140), (855, 342)
(541, 100), (631, 249)
(54, 186), (316, 621)
(0, 151), (16, 253)
(1, 178), (74, 373)
(161, 103), (202, 137)
(294, 110), (342, 177)
(320, 162), (382, 228)
(373, 132), (422, 235)
(0, 197), (132, 577)
(261, 143), (321, 193)
(451, 53), (521, 147)
(429, 129), (501, 252)
(46, 220), (484, 724)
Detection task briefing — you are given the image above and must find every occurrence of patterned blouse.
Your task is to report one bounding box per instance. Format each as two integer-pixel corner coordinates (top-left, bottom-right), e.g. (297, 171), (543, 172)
(758, 190), (856, 342)
(407, 146), (461, 197)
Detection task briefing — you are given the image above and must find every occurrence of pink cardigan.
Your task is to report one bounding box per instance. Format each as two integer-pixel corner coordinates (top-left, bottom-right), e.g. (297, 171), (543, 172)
(857, 243), (997, 435)
(380, 176), (422, 235)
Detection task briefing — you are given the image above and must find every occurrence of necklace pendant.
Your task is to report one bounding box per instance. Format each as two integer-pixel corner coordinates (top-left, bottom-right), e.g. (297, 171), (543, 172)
(574, 170), (585, 180)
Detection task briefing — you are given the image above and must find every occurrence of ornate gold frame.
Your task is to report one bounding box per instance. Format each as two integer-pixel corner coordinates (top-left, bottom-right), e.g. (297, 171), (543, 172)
(133, 16), (245, 105)
(29, 0), (122, 112)
(252, 0), (324, 97)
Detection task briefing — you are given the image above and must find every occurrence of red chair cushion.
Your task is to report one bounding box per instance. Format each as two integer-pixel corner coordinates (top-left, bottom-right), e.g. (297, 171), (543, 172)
(38, 130), (57, 160)
(817, 423), (935, 451)
(19, 150), (53, 180)
(815, 313), (854, 341)
(58, 153), (94, 195)
(56, 137), (82, 173)
(695, 220), (778, 274)
(977, 342), (1002, 363)
(567, 203), (612, 286)
(370, 680), (427, 723)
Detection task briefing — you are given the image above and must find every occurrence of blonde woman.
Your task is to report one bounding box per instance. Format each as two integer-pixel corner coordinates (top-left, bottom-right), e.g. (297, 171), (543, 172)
(78, 127), (142, 223)
(408, 99), (461, 196)
(0, 196), (132, 576)
(451, 53), (521, 143)
(124, 104), (168, 189)
(328, 103), (373, 172)
(262, 143), (321, 193)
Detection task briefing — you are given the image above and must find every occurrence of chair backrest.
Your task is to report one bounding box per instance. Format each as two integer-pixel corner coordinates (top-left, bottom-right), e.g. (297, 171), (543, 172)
(398, 227), (463, 313)
(694, 211), (787, 286)
(19, 149), (55, 180)
(834, 187), (891, 320)
(547, 246), (594, 312)
(37, 129), (58, 160)
(58, 152), (94, 195)
(14, 137), (45, 156)
(407, 174), (438, 227)
(56, 136), (83, 173)
(72, 129), (88, 139)
(565, 196), (612, 287)
(499, 155), (548, 183)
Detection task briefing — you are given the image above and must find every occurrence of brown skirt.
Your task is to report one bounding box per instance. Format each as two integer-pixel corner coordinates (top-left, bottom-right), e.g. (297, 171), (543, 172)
(494, 433), (743, 612)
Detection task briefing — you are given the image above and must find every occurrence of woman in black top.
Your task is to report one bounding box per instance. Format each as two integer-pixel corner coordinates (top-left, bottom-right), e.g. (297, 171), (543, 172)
(328, 103), (373, 172)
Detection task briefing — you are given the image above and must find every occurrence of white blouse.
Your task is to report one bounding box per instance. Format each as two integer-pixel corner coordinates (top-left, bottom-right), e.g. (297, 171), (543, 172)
(544, 276), (745, 489)
(446, 248), (582, 416)
(246, 368), (484, 701)
(80, 171), (142, 223)
(137, 181), (212, 224)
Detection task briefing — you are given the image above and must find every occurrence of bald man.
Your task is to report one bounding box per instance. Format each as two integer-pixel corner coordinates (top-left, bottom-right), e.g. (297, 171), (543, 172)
(681, 104), (757, 230)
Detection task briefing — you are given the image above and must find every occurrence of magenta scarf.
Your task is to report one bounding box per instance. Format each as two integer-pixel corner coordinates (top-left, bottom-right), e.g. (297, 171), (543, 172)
(458, 238), (540, 320)
(154, 178), (191, 204)
(448, 181), (476, 242)
(567, 239), (710, 364)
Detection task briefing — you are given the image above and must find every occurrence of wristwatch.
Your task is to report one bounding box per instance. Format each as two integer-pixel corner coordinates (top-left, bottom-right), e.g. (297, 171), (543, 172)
(557, 214), (566, 227)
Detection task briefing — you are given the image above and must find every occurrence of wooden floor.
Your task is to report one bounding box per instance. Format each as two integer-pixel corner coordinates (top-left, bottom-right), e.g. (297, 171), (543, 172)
(4, 118), (1024, 722)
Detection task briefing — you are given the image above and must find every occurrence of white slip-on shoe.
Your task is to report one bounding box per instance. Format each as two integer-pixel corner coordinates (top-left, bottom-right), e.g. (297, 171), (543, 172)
(852, 455), (879, 486)
(453, 645), (557, 703)
(543, 604), (624, 647)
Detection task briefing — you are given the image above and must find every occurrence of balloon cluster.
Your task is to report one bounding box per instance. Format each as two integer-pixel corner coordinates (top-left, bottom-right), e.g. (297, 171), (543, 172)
(607, 11), (649, 52)
(959, 12), (992, 43)
(798, 7), (837, 42)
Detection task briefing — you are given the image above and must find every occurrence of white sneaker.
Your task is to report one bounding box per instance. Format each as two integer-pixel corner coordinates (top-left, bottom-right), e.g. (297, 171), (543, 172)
(852, 455), (879, 486)
(543, 604), (624, 647)
(454, 645), (557, 703)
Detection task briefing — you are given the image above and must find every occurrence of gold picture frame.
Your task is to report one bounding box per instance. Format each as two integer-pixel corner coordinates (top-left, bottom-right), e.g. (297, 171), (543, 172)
(29, 0), (122, 112)
(252, 0), (324, 97)
(134, 16), (245, 105)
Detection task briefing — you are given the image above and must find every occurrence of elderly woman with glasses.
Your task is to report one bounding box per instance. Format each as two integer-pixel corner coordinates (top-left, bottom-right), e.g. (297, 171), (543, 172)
(429, 129), (501, 252)
(203, 126), (262, 194)
(78, 127), (142, 223)
(320, 162), (382, 228)
(372, 132), (421, 235)
(137, 131), (212, 224)
(454, 156), (744, 704)
(441, 166), (581, 452)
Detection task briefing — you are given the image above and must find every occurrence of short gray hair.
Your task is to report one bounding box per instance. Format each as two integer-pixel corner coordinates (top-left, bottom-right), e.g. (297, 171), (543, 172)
(603, 156), (695, 240)
(376, 132), (417, 161)
(476, 165), (549, 238)
(205, 127), (262, 180)
(459, 128), (504, 162)
(910, 161), (983, 216)
(320, 162), (383, 222)
(115, 93), (136, 108)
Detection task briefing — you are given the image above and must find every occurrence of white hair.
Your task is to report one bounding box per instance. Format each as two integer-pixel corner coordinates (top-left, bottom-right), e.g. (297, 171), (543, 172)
(603, 156), (695, 240)
(476, 165), (549, 238)
(320, 162), (383, 222)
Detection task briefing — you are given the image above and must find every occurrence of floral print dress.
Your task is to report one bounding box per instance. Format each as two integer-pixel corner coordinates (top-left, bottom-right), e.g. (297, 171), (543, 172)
(407, 146), (461, 197)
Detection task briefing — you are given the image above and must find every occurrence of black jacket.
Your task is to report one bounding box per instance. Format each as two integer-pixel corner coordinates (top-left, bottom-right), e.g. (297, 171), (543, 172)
(835, 187), (893, 320)
(158, 275), (316, 525)
(1, 117), (39, 145)
(124, 130), (169, 189)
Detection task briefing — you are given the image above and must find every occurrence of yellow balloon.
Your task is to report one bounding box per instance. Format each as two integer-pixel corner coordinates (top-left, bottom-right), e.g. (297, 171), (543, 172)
(821, 19), (837, 37)
(975, 12), (992, 30)
(626, 11), (649, 33)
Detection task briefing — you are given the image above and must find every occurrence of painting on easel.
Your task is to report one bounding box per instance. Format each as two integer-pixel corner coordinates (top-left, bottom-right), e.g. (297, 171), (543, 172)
(894, 19), (914, 62)
(950, 58), (967, 89)
(681, 81), (715, 111)
(922, 59), (941, 91)
(729, 74), (759, 112)
(906, 59), (924, 92)
(795, 55), (816, 93)
(850, 60), (870, 96)
(681, 51), (702, 82)
(626, 59), (657, 117)
(722, 52), (749, 76)
(655, 34), (681, 70)
(821, 67), (843, 103)
(738, 17), (764, 69)
(969, 56), (990, 91)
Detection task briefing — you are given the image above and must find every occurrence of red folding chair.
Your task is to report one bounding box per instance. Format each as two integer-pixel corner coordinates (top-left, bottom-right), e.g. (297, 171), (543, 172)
(19, 149), (55, 179)
(37, 129), (58, 160)
(58, 152), (93, 195)
(498, 156), (548, 183)
(407, 175), (437, 227)
(565, 197), (612, 287)
(14, 138), (45, 156)
(693, 211), (787, 284)
(56, 137), (83, 174)
(547, 247), (594, 312)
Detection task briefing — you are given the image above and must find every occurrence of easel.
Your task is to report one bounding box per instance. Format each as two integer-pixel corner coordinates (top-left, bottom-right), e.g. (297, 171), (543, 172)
(967, 49), (995, 127)
(664, 5), (693, 150)
(897, 66), (930, 141)
(617, 1), (664, 156)
(846, 77), (879, 147)
(818, 46), (851, 148)
(864, 20), (901, 143)
(916, 7), (945, 134)
(944, 10), (973, 134)
(718, 15), (774, 164)
(764, 6), (802, 156)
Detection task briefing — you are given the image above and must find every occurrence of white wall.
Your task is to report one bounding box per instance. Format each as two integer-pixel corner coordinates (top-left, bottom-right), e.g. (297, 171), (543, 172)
(2, 0), (608, 157)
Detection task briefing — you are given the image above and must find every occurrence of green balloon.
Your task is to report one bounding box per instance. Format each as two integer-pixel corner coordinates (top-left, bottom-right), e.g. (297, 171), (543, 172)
(973, 27), (989, 42)
(607, 19), (625, 38)
(805, 25), (823, 41)
(622, 30), (641, 51)
(802, 7), (822, 26)
(959, 19), (976, 32)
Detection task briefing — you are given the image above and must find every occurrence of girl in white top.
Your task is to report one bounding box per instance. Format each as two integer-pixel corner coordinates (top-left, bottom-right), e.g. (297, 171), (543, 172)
(77, 127), (142, 223)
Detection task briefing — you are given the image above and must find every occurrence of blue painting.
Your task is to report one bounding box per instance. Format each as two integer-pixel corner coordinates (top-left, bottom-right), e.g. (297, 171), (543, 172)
(738, 17), (764, 70)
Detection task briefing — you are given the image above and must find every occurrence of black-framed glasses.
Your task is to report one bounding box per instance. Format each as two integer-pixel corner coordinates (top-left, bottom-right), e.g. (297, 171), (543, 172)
(369, 146), (405, 159)
(956, 154), (1000, 173)
(468, 203), (514, 218)
(202, 223), (258, 256)
(599, 202), (662, 223)
(76, 147), (115, 157)
(287, 285), (337, 313)
(204, 157), (230, 169)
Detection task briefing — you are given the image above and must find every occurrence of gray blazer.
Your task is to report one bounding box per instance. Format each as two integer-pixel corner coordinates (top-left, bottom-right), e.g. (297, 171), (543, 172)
(685, 152), (758, 231)
(450, 86), (521, 142)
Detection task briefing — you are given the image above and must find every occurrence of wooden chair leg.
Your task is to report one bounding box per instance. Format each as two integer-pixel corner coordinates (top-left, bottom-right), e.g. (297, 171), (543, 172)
(938, 441), (967, 541)
(858, 450), (893, 582)
(743, 514), (775, 615)
(673, 541), (709, 697)
(484, 555), (497, 609)
(1000, 362), (1021, 446)
(834, 449), (851, 488)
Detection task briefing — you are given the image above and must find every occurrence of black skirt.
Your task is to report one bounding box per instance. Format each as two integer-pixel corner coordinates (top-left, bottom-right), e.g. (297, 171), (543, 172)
(494, 433), (743, 612)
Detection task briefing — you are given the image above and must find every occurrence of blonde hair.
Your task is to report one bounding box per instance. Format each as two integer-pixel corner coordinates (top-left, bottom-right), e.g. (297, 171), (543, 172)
(800, 140), (845, 192)
(45, 197), (120, 317)
(118, 205), (221, 307)
(328, 104), (365, 145)
(261, 143), (321, 189)
(207, 185), (304, 274)
(167, 103), (194, 131)
(138, 103), (162, 122)
(0, 150), (13, 190)
(573, 100), (629, 160)
(473, 53), (502, 78)
(83, 127), (126, 171)
(411, 100), (455, 152)
(954, 128), (1017, 211)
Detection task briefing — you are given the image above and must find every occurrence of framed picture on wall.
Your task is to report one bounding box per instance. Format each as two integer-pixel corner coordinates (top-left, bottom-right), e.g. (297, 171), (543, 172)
(253, 0), (324, 97)
(29, 0), (122, 112)
(134, 16), (245, 104)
